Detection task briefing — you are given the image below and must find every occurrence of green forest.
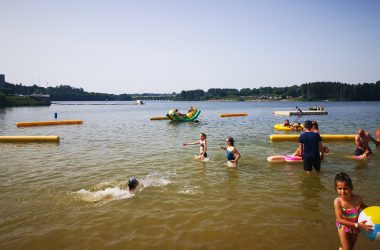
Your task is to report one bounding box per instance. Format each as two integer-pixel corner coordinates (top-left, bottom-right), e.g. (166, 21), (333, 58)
(1, 81), (380, 106)
(175, 81), (380, 101)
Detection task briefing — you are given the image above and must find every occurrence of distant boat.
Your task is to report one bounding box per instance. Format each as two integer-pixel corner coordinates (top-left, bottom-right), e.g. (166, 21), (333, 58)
(308, 106), (324, 111)
(136, 100), (144, 105)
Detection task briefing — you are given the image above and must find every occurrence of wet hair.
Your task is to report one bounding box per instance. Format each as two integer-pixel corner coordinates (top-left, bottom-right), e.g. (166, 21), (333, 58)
(334, 172), (353, 190)
(304, 120), (312, 129)
(128, 176), (139, 191)
(200, 133), (207, 139)
(226, 136), (234, 146)
(312, 121), (319, 130)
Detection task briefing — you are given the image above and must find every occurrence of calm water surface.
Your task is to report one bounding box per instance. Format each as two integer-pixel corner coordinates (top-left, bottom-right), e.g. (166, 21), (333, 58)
(0, 101), (379, 249)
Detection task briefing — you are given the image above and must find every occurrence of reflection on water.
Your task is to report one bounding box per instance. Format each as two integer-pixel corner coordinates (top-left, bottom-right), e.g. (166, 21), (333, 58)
(300, 174), (325, 212)
(0, 101), (379, 249)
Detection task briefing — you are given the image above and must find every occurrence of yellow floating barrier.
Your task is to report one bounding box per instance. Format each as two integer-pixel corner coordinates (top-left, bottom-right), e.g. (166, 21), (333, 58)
(270, 134), (356, 142)
(219, 113), (248, 117)
(0, 136), (60, 142)
(150, 116), (169, 120)
(16, 120), (83, 127)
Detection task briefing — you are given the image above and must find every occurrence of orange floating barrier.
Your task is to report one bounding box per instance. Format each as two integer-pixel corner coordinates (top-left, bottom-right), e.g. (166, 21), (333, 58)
(16, 120), (83, 127)
(150, 116), (169, 120)
(0, 136), (60, 142)
(219, 113), (248, 117)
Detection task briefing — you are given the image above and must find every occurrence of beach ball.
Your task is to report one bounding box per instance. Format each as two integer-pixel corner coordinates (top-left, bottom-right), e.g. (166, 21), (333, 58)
(358, 206), (380, 241)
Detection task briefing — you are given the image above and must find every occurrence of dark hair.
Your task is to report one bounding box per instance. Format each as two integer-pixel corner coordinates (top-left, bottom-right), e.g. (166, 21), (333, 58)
(226, 136), (234, 146)
(312, 121), (319, 130)
(128, 176), (139, 191)
(334, 172), (353, 190)
(200, 133), (207, 138)
(304, 120), (312, 129)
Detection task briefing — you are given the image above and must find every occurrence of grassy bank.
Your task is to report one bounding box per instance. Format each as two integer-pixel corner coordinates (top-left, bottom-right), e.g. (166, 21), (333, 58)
(0, 94), (51, 107)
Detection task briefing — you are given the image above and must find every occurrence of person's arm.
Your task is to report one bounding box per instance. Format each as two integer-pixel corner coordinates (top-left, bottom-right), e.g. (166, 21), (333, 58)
(319, 141), (324, 160)
(367, 133), (379, 145)
(230, 148), (241, 163)
(183, 141), (200, 146)
(298, 143), (303, 159)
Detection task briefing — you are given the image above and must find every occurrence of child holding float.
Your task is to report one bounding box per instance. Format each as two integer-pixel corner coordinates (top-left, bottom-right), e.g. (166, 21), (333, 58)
(182, 133), (208, 160)
(333, 172), (372, 250)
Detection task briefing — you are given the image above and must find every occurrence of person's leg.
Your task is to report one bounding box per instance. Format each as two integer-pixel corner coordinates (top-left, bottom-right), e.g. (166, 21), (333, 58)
(348, 233), (358, 250)
(337, 230), (351, 250)
(303, 156), (312, 174)
(312, 157), (321, 172)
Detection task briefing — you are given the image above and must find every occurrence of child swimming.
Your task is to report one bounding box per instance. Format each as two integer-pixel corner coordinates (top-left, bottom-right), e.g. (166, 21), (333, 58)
(182, 133), (208, 160)
(220, 136), (241, 167)
(128, 176), (139, 193)
(333, 172), (372, 250)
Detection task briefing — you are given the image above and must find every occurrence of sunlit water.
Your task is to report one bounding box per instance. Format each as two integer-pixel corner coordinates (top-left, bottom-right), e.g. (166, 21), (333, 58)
(0, 101), (379, 249)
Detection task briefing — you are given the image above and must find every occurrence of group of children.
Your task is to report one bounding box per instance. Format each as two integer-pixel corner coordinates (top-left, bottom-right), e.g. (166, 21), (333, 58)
(182, 133), (241, 167)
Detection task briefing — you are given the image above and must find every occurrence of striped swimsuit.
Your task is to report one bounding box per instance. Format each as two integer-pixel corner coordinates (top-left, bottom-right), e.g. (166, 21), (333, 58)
(336, 206), (361, 234)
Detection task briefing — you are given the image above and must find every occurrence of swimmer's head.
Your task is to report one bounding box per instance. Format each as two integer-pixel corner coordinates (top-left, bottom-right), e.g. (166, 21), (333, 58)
(128, 176), (139, 191)
(304, 120), (312, 129)
(358, 129), (364, 136)
(226, 136), (234, 146)
(334, 172), (353, 190)
(312, 121), (319, 130)
(200, 133), (207, 139)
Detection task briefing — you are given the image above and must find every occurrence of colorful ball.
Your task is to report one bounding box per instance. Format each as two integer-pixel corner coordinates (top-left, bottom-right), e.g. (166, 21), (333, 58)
(358, 206), (380, 241)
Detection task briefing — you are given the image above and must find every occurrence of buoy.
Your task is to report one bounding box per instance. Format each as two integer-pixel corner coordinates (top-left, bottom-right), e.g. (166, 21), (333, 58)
(0, 136), (60, 142)
(150, 116), (169, 120)
(219, 113), (248, 117)
(270, 134), (356, 142)
(16, 120), (83, 127)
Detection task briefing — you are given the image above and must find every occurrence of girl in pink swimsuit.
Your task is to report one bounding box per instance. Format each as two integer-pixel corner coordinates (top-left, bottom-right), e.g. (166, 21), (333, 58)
(333, 172), (372, 250)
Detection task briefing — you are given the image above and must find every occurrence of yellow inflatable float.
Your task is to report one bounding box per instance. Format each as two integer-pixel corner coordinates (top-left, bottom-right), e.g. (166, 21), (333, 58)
(150, 116), (169, 120)
(0, 136), (60, 142)
(274, 124), (304, 131)
(16, 120), (83, 127)
(270, 134), (356, 142)
(219, 113), (248, 117)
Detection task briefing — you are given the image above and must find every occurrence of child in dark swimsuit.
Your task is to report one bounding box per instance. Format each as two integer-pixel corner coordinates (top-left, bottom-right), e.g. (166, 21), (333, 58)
(333, 172), (372, 250)
(182, 133), (208, 160)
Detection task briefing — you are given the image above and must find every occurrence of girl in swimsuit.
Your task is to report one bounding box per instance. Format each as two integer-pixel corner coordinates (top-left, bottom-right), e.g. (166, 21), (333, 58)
(220, 136), (241, 167)
(182, 133), (208, 160)
(333, 172), (372, 250)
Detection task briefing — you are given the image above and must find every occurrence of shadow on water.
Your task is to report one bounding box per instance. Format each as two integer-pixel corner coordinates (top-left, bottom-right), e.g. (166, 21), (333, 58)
(300, 174), (325, 212)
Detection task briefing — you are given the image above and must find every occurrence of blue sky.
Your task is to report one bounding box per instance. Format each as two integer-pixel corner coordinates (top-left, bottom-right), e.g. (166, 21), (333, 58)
(1, 0), (379, 94)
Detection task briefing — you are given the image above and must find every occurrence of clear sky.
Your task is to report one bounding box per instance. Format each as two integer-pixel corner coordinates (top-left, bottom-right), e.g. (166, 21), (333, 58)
(1, 0), (379, 94)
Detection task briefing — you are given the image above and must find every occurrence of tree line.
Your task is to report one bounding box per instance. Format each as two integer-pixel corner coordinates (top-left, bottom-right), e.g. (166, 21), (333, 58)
(2, 80), (380, 102)
(174, 81), (380, 101)
(1, 82), (132, 101)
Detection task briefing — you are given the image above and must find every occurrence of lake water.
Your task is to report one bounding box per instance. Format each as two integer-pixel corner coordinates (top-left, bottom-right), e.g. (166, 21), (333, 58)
(0, 101), (379, 249)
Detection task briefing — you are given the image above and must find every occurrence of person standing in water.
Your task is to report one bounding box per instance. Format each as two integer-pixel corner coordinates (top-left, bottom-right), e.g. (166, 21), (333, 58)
(182, 133), (208, 160)
(296, 106), (303, 115)
(354, 128), (378, 157)
(220, 136), (241, 167)
(298, 120), (324, 174)
(333, 172), (372, 250)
